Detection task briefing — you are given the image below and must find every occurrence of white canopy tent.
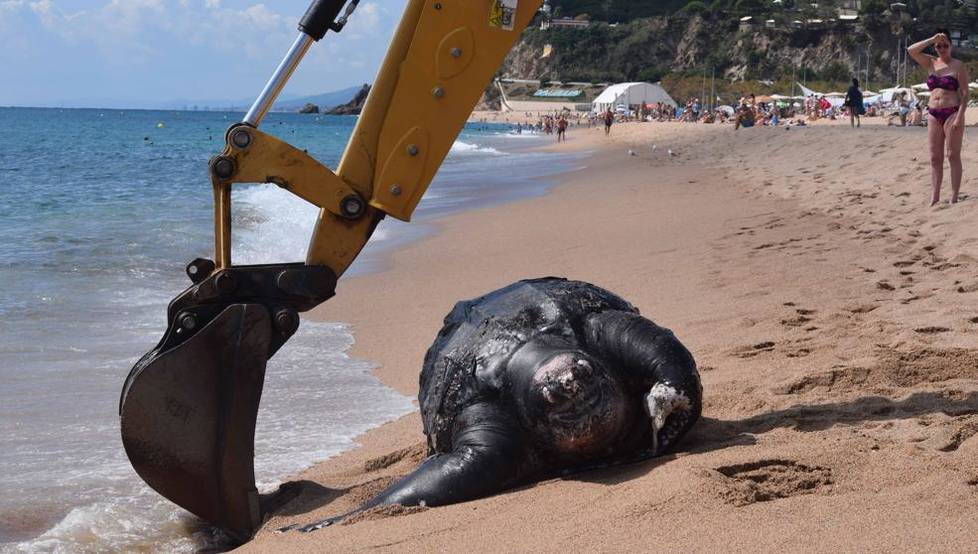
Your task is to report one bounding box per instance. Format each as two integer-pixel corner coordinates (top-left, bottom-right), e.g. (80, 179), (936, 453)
(592, 82), (677, 113)
(879, 87), (915, 103)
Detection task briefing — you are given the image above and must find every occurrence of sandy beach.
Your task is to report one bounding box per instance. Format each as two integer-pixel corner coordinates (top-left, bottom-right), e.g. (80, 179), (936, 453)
(243, 117), (978, 552)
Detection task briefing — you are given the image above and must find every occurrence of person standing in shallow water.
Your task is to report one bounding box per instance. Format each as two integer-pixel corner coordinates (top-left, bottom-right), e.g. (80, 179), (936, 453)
(908, 29), (969, 206)
(844, 78), (864, 128)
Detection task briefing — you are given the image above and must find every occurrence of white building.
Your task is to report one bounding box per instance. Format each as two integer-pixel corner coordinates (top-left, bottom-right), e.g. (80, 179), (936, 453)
(838, 0), (861, 17)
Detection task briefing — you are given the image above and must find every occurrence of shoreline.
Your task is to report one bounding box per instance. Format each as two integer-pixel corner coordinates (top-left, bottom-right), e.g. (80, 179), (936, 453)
(245, 120), (978, 551)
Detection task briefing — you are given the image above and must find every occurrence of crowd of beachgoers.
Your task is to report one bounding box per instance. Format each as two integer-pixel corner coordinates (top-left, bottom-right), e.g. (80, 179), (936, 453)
(485, 92), (939, 139)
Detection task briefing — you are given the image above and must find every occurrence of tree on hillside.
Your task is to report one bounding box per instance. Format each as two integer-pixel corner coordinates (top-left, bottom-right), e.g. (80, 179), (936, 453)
(734, 0), (767, 15)
(679, 1), (708, 17)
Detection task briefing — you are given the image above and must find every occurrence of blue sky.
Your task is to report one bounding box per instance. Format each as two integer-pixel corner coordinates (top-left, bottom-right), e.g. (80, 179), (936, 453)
(0, 0), (403, 107)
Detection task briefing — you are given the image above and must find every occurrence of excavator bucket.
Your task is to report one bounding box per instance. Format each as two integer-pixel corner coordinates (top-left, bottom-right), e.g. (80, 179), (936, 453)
(120, 261), (336, 541)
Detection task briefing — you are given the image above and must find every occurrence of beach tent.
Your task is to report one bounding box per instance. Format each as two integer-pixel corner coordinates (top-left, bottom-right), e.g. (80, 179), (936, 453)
(797, 82), (818, 97)
(795, 83), (845, 107)
(879, 87), (915, 103)
(592, 82), (676, 113)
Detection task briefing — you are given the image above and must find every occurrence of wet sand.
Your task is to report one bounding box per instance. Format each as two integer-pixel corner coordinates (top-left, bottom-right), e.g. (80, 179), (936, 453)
(243, 117), (978, 552)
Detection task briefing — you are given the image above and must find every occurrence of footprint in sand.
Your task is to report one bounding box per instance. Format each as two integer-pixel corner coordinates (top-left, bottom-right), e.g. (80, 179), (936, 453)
(781, 312), (814, 327)
(786, 348), (812, 358)
(730, 341), (776, 358)
(846, 303), (880, 314)
(956, 282), (978, 293)
(773, 366), (872, 395)
(876, 281), (896, 291)
(914, 326), (951, 334)
(969, 317), (978, 324)
(876, 347), (978, 386)
(932, 421), (978, 452)
(712, 460), (833, 506)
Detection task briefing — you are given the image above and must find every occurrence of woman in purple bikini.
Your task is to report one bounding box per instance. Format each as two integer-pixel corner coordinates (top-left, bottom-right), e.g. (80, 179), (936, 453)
(908, 29), (970, 206)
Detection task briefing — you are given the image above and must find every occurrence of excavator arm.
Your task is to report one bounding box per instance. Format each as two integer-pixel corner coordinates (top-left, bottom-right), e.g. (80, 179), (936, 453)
(119, 0), (541, 543)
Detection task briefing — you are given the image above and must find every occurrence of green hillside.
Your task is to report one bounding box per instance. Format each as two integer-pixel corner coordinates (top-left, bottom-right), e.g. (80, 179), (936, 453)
(549, 0), (977, 27)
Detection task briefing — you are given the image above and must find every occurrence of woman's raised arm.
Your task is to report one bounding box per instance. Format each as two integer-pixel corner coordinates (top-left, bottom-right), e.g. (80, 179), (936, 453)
(907, 34), (943, 70)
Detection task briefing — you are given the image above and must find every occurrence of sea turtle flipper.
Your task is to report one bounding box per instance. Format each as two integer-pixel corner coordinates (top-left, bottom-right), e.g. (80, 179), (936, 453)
(365, 402), (524, 508)
(584, 310), (702, 455)
(289, 402), (524, 532)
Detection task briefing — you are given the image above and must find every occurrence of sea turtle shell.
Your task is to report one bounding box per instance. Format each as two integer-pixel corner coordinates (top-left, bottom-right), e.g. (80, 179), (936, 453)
(418, 277), (637, 453)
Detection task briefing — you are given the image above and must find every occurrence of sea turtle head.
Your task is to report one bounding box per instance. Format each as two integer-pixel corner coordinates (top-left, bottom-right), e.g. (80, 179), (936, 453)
(520, 351), (631, 459)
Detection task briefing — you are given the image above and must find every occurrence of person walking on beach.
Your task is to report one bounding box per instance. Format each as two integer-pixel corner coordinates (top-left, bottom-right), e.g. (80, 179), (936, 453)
(603, 108), (614, 136)
(556, 115), (567, 142)
(844, 78), (864, 128)
(908, 29), (969, 206)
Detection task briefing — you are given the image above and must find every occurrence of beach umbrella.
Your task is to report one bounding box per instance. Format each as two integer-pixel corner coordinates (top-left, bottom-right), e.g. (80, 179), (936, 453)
(862, 90), (878, 95)
(716, 105), (735, 115)
(826, 92), (845, 97)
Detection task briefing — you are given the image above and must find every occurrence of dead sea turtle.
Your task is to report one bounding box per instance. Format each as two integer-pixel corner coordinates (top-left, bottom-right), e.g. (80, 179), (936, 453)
(296, 277), (701, 531)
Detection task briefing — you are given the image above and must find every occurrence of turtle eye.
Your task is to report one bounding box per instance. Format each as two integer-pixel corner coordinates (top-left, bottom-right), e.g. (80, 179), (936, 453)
(574, 358), (594, 376)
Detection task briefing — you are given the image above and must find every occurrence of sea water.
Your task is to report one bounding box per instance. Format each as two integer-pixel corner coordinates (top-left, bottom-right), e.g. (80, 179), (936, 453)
(0, 108), (578, 552)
